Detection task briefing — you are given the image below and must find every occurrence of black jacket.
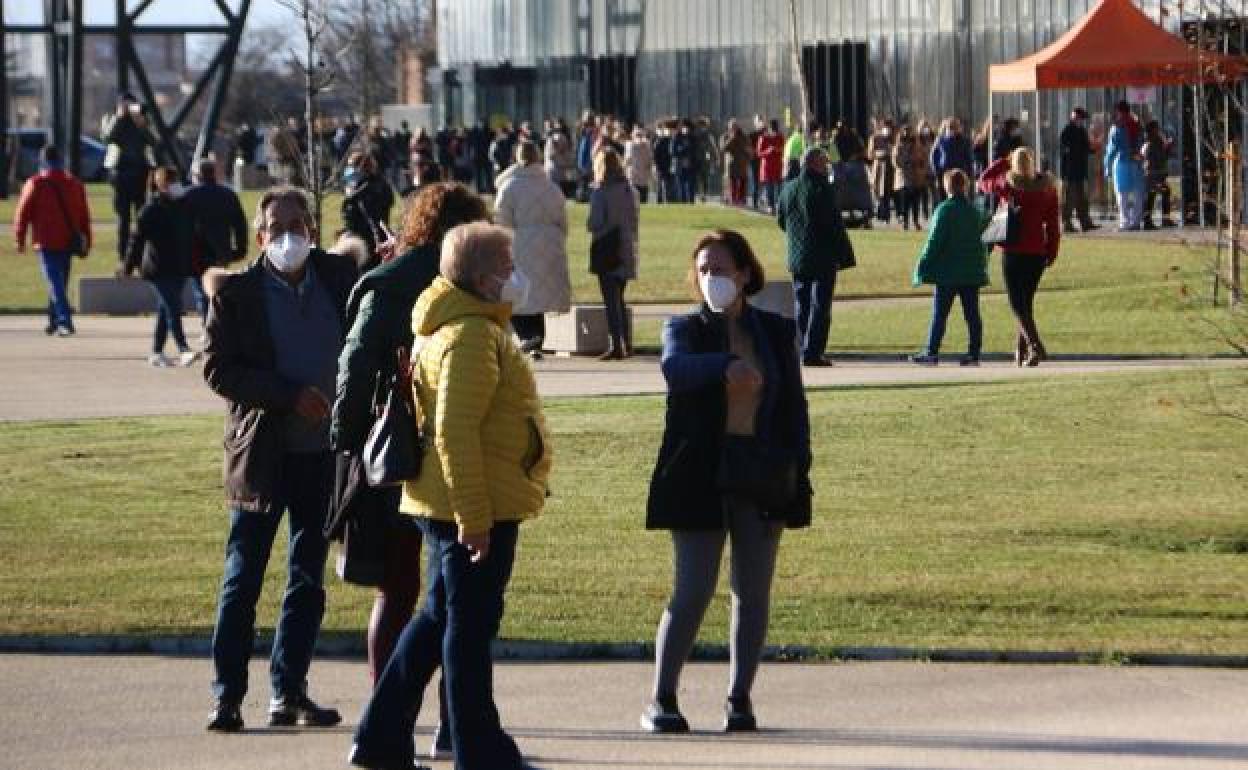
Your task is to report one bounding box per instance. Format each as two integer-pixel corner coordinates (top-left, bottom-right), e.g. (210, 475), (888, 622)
(341, 175), (395, 260)
(1059, 122), (1093, 182)
(182, 182), (248, 268)
(646, 305), (813, 530)
(123, 195), (193, 280)
(203, 249), (358, 512)
(330, 243), (439, 451)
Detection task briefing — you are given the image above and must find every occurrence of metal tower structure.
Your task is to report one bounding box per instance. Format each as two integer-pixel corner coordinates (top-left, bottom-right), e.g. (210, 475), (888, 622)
(2, 0), (251, 185)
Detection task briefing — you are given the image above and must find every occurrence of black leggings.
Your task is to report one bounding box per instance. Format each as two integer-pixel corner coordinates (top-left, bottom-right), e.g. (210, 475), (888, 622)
(1003, 251), (1047, 347)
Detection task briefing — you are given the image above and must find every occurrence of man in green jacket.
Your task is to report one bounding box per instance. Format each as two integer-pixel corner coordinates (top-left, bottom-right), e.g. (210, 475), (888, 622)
(776, 148), (856, 366)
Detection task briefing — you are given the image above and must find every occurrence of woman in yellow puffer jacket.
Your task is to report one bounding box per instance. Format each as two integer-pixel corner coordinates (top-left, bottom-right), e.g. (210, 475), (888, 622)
(351, 222), (551, 770)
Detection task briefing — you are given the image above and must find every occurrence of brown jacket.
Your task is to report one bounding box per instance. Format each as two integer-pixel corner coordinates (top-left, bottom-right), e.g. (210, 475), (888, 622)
(203, 250), (357, 512)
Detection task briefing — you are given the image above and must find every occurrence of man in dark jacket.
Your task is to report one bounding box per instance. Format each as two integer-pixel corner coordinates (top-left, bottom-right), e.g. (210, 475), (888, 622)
(341, 151), (395, 270)
(202, 186), (358, 734)
(776, 147), (856, 366)
(1059, 108), (1098, 232)
(104, 93), (156, 261)
(183, 158), (248, 320)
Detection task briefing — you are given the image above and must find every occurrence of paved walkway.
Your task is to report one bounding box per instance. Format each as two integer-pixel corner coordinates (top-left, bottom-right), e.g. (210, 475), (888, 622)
(0, 314), (1239, 421)
(2, 654), (1245, 769)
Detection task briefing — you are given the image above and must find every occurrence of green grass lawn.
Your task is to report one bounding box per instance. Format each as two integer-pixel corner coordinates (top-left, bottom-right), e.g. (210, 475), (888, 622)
(1, 370), (1245, 655)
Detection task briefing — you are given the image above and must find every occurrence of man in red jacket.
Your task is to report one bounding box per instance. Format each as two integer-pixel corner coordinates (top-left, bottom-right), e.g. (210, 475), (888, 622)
(14, 145), (93, 336)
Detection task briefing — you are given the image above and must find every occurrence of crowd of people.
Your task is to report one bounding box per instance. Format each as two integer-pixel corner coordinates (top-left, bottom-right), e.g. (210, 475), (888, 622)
(12, 91), (1185, 770)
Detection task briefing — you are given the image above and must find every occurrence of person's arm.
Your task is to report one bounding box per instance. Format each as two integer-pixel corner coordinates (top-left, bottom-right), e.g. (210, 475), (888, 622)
(13, 178), (35, 252)
(432, 326), (499, 538)
(659, 316), (735, 393)
(74, 179), (92, 252)
(587, 188), (605, 234)
(1043, 188), (1061, 266)
(229, 191), (248, 262)
(496, 184), (517, 229)
(913, 203), (948, 286)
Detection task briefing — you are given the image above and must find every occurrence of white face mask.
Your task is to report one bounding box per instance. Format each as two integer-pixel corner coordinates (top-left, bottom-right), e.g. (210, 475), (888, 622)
(266, 232), (311, 274)
(496, 269), (530, 307)
(699, 274), (739, 313)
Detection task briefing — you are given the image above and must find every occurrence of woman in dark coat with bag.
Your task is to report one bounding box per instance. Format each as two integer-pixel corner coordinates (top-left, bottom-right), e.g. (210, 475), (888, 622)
(642, 229), (812, 736)
(330, 182), (488, 762)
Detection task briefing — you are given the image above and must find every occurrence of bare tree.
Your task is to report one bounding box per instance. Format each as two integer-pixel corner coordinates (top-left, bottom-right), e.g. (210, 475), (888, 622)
(322, 0), (433, 120)
(275, 0), (336, 246)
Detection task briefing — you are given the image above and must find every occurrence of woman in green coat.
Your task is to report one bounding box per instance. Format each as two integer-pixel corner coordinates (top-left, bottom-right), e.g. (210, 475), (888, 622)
(910, 169), (988, 366)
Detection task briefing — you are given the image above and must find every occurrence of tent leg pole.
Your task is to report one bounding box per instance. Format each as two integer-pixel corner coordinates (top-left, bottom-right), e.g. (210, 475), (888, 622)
(1035, 90), (1041, 167)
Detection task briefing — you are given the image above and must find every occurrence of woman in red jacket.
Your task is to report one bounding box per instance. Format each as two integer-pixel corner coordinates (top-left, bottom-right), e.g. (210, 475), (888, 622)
(978, 147), (1060, 366)
(754, 119), (784, 213)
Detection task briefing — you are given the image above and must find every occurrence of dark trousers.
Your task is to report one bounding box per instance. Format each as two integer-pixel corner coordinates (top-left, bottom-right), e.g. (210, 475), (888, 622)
(1145, 176), (1173, 222)
(636, 185), (649, 204)
(897, 187), (923, 229)
(923, 285), (982, 358)
(1061, 178), (1094, 228)
(598, 274), (629, 349)
(510, 313), (546, 346)
(211, 451), (333, 703)
(112, 169), (148, 259)
(148, 276), (189, 353)
(354, 519), (523, 770)
(677, 171), (697, 203)
(793, 273), (837, 361)
(1003, 251), (1048, 349)
(39, 249), (73, 330)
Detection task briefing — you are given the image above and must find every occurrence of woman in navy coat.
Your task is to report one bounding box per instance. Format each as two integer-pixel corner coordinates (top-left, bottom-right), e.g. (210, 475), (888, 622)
(642, 229), (812, 735)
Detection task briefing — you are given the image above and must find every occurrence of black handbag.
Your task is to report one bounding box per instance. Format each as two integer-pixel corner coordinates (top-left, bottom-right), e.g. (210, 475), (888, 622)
(981, 196), (1021, 247)
(715, 435), (799, 513)
(361, 349), (424, 487)
(326, 451), (387, 587)
(589, 226), (622, 274)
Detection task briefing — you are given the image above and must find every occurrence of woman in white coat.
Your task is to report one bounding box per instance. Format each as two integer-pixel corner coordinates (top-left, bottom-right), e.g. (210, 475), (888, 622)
(495, 140), (571, 358)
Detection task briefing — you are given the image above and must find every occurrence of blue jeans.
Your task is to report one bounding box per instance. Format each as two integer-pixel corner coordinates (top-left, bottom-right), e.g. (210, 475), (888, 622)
(923, 285), (982, 358)
(211, 451), (333, 703)
(39, 250), (73, 329)
(148, 277), (189, 353)
(677, 170), (697, 203)
(793, 274), (837, 361)
(355, 519), (522, 770)
(762, 180), (779, 211)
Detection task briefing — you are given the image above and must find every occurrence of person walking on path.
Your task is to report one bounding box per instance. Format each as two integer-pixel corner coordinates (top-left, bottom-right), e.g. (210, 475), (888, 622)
(119, 167), (199, 368)
(1104, 101), (1146, 231)
(754, 119), (784, 213)
(332, 182), (488, 763)
(183, 157), (248, 322)
(14, 144), (91, 337)
(910, 170), (989, 367)
(202, 186), (358, 733)
(776, 147), (856, 367)
(103, 93), (156, 262)
(978, 147), (1061, 367)
(349, 222), (552, 770)
(641, 228), (812, 735)
(588, 148), (641, 360)
(1058, 107), (1099, 233)
(496, 140), (570, 358)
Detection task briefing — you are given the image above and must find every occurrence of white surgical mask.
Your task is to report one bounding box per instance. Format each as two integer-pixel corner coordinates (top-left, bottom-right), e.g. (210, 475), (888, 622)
(266, 232), (311, 274)
(497, 269), (530, 307)
(699, 274), (739, 313)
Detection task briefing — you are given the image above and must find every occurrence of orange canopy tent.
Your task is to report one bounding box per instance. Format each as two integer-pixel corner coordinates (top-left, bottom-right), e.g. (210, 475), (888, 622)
(989, 0), (1244, 93)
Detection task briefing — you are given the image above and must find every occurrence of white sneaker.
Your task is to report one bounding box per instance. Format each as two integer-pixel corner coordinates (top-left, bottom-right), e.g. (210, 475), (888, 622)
(179, 350), (202, 367)
(147, 353), (172, 367)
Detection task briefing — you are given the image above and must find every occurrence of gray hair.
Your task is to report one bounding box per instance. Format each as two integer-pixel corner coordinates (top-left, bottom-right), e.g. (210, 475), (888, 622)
(439, 222), (512, 292)
(252, 185), (313, 233)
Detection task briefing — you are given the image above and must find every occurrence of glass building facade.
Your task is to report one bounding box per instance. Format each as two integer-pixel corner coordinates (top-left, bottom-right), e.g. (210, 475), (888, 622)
(436, 0), (1244, 184)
